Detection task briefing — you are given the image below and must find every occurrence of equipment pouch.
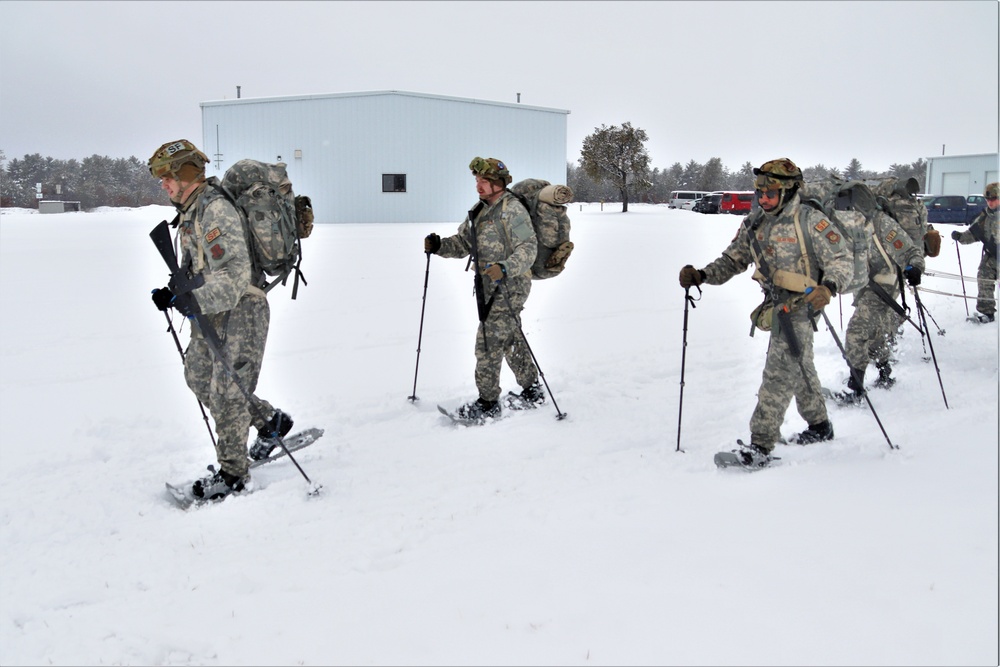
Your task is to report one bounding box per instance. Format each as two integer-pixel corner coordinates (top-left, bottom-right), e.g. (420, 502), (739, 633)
(750, 299), (774, 332)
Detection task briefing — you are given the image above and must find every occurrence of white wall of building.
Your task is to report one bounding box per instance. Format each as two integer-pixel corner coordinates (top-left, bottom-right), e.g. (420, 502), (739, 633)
(200, 91), (569, 224)
(924, 153), (999, 196)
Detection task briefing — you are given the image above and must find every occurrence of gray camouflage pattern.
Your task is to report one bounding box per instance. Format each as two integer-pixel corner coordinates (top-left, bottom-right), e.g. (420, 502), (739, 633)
(436, 191), (539, 400)
(955, 206), (998, 316)
(175, 179), (276, 477)
(698, 192), (853, 451)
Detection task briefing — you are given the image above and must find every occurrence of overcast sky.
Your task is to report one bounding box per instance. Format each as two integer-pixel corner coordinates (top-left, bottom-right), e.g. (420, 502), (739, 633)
(2, 1), (997, 174)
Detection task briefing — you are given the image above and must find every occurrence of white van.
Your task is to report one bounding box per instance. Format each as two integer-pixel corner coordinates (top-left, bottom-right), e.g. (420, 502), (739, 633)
(668, 190), (710, 209)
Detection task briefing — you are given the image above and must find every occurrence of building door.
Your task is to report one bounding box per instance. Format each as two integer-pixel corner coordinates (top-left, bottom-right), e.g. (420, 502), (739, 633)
(941, 171), (969, 195)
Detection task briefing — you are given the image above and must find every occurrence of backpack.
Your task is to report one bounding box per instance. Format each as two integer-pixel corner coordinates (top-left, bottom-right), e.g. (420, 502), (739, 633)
(219, 159), (313, 298)
(508, 178), (574, 280)
(871, 178), (938, 257)
(798, 178), (879, 295)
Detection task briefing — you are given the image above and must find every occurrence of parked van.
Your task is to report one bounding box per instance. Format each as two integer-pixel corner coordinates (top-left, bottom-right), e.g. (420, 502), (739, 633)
(668, 190), (710, 209)
(720, 191), (754, 215)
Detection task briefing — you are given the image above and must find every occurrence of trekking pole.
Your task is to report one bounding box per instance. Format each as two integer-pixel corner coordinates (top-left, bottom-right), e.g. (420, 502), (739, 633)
(912, 286), (946, 336)
(408, 252), (432, 402)
(150, 221), (321, 494)
(912, 286), (949, 409)
(499, 280), (567, 420)
(806, 289), (897, 450)
(955, 241), (971, 317)
(838, 294), (844, 331)
(676, 286), (701, 453)
(161, 309), (217, 449)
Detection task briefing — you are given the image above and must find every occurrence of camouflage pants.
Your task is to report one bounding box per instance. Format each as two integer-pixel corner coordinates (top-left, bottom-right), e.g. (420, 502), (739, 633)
(845, 286), (904, 371)
(184, 293), (275, 477)
(750, 309), (828, 451)
(976, 254), (997, 316)
(474, 284), (538, 402)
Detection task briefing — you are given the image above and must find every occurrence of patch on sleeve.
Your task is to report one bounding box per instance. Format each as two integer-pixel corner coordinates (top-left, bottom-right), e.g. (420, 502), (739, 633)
(825, 231), (841, 244)
(893, 239), (904, 250)
(205, 227), (221, 243)
(210, 244), (224, 260)
(885, 230), (897, 243)
(814, 220), (830, 232)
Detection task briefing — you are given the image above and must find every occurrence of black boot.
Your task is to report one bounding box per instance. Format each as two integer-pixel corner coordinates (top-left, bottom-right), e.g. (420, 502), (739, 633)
(790, 420), (835, 445)
(872, 362), (895, 389)
(249, 410), (294, 461)
(832, 368), (866, 405)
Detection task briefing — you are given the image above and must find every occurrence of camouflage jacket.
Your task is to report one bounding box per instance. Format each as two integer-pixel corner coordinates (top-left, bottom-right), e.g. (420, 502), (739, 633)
(437, 190), (537, 300)
(868, 210), (925, 285)
(176, 178), (257, 316)
(701, 192), (853, 304)
(956, 206), (998, 260)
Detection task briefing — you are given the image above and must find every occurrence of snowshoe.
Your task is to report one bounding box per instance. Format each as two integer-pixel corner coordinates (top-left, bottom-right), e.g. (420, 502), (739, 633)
(249, 410), (294, 461)
(969, 312), (995, 324)
(872, 363), (895, 390)
(830, 389), (866, 406)
(714, 440), (776, 471)
(191, 466), (252, 501)
(454, 397), (502, 424)
(504, 381), (546, 410)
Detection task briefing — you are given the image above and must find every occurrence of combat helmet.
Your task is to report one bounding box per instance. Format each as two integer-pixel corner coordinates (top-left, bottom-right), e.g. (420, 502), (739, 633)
(985, 182), (999, 199)
(752, 158), (803, 191)
(753, 158), (803, 214)
(148, 140), (210, 181)
(469, 156), (512, 186)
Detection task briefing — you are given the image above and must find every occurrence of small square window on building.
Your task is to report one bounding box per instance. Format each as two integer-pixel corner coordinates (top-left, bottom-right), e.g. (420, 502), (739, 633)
(382, 174), (407, 193)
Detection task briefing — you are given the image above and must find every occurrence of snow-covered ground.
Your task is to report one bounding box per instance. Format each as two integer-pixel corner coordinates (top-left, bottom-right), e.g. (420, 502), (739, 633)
(1, 202), (996, 666)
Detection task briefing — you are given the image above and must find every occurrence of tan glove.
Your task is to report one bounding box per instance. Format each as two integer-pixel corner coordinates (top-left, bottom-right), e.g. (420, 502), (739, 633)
(679, 265), (704, 288)
(804, 285), (832, 310)
(483, 263), (505, 282)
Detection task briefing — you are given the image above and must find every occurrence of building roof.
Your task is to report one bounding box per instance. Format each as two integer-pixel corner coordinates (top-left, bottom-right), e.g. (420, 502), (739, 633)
(200, 89), (570, 115)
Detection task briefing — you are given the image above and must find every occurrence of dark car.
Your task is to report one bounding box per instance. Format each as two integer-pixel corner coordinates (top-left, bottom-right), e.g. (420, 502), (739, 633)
(926, 195), (987, 225)
(694, 192), (722, 214)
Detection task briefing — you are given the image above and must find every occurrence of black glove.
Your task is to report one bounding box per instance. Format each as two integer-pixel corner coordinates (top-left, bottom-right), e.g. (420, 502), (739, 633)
(679, 265), (705, 289)
(904, 265), (922, 286)
(424, 233), (441, 254)
(151, 287), (174, 311)
(172, 291), (200, 317)
(951, 230), (962, 241)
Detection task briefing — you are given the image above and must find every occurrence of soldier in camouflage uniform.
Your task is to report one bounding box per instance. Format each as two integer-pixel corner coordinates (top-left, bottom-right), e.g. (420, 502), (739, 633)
(852, 176), (942, 389)
(832, 205), (925, 404)
(679, 158), (853, 468)
(951, 182), (999, 323)
(424, 157), (542, 422)
(148, 140), (292, 501)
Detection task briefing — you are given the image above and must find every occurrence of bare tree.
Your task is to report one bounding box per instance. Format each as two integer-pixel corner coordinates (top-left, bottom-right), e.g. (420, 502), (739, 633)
(579, 122), (651, 212)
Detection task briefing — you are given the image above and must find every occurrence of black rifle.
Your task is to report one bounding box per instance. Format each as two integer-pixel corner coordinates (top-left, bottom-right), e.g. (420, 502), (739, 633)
(149, 220), (320, 492)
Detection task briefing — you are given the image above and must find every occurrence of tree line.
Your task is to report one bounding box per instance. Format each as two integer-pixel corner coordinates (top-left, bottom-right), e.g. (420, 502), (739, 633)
(571, 122), (928, 211)
(1, 124), (928, 211)
(0, 150), (166, 209)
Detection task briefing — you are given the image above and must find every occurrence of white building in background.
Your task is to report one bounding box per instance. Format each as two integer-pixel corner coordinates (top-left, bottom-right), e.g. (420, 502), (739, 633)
(200, 90), (570, 224)
(924, 153), (999, 196)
